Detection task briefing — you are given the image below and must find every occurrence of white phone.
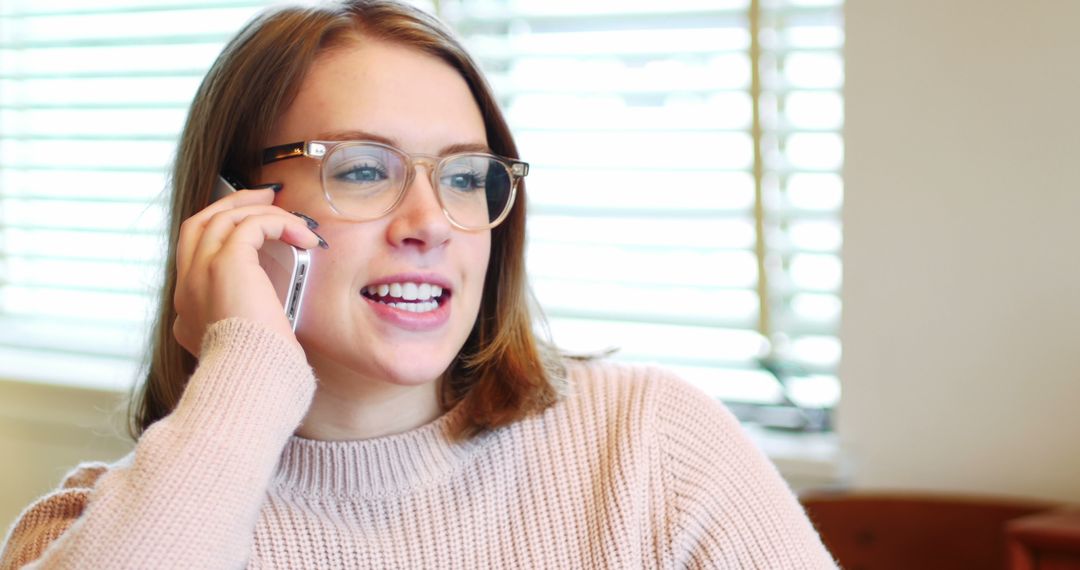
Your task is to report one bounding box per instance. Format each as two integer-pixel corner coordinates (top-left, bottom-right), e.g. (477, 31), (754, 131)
(213, 174), (310, 331)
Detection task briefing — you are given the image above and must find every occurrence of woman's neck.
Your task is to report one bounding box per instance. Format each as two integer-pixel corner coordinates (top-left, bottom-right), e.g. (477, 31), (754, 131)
(294, 373), (443, 441)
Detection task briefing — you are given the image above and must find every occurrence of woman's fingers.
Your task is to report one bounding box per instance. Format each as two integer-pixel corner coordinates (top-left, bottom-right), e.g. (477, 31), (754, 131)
(176, 187), (277, 283)
(172, 187), (323, 354)
(189, 205), (320, 270)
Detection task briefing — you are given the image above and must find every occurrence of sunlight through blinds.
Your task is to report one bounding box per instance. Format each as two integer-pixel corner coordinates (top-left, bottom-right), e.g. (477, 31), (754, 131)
(0, 1), (302, 388)
(0, 0), (842, 412)
(443, 0), (844, 410)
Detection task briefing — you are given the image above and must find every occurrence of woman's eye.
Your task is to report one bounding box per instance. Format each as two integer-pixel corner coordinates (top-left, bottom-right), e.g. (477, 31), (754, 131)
(335, 164), (388, 184)
(441, 171), (484, 191)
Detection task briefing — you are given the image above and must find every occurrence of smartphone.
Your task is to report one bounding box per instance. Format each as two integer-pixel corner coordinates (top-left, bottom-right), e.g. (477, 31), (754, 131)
(213, 174), (310, 331)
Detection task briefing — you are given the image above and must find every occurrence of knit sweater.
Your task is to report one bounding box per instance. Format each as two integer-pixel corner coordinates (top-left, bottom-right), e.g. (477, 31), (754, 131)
(1, 319), (836, 569)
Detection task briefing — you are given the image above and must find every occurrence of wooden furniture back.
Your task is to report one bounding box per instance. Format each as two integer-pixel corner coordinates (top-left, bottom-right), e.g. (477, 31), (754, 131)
(800, 492), (1053, 570)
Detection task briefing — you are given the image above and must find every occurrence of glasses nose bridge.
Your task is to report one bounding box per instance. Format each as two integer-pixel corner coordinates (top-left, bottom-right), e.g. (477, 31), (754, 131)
(403, 153), (442, 190)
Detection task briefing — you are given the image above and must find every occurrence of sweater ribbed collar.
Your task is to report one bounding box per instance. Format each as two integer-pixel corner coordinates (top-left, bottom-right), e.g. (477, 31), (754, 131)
(271, 398), (486, 499)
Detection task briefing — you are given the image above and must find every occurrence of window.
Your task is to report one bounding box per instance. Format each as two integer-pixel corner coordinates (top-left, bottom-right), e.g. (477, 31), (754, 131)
(0, 1), (289, 389)
(0, 0), (843, 426)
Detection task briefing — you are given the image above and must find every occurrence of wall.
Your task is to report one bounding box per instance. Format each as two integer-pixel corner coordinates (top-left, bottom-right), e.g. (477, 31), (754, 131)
(841, 0), (1080, 502)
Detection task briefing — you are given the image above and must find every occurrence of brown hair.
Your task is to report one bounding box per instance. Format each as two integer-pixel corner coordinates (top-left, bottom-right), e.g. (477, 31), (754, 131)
(130, 0), (566, 442)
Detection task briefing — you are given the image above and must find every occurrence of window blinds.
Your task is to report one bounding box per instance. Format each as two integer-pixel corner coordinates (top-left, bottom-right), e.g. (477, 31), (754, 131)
(443, 0), (844, 411)
(0, 0), (842, 412)
(0, 0), (278, 388)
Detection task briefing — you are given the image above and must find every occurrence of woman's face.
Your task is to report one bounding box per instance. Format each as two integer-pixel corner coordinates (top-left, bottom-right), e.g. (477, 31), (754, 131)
(260, 40), (491, 389)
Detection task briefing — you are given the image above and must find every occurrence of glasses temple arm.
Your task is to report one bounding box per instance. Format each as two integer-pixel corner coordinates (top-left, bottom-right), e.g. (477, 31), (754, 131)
(262, 142), (307, 165)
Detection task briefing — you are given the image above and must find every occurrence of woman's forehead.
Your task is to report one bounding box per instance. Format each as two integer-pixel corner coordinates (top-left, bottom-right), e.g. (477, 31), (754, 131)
(273, 41), (487, 153)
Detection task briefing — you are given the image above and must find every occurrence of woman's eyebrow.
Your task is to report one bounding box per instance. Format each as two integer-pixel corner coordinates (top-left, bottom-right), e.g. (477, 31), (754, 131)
(440, 142), (493, 155)
(315, 130), (492, 155)
(316, 129), (396, 146)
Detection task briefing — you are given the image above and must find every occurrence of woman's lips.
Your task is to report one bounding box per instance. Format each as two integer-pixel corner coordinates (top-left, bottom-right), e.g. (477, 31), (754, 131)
(362, 289), (451, 331)
(360, 273), (454, 331)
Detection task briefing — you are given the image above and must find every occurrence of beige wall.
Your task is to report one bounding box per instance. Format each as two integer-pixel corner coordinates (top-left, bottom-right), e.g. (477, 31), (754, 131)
(840, 0), (1080, 502)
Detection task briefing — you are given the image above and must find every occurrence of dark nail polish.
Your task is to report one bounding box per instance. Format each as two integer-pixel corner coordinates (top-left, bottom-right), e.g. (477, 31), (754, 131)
(250, 182), (283, 192)
(291, 211), (319, 230)
(312, 230), (329, 249)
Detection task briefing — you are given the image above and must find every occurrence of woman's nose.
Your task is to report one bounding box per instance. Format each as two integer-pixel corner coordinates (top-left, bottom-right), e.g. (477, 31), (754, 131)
(385, 165), (452, 251)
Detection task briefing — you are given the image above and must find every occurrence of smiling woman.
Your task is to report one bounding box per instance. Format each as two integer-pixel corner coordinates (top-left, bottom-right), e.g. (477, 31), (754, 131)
(0, 1), (836, 568)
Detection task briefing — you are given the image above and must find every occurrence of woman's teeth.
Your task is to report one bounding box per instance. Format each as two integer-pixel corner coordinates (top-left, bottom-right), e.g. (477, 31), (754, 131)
(382, 300), (439, 313)
(362, 282), (445, 312)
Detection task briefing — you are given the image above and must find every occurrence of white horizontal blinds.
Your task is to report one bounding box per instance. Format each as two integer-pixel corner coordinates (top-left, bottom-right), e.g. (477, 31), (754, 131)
(0, 0), (450, 389)
(443, 0), (843, 407)
(757, 0), (843, 408)
(0, 0), (274, 388)
(0, 0), (842, 406)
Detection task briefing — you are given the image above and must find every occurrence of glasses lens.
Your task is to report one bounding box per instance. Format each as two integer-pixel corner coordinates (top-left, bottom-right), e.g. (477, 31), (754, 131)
(323, 144), (407, 220)
(437, 155), (513, 229)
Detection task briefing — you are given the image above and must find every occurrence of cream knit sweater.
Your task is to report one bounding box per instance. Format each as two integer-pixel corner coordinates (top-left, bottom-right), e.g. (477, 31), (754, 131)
(1, 319), (836, 569)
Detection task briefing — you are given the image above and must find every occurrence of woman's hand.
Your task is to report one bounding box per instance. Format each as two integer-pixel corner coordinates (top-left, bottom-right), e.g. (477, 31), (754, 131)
(173, 187), (323, 356)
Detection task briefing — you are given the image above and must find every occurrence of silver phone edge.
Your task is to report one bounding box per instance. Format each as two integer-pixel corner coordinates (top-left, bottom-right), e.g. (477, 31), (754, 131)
(284, 247), (312, 331)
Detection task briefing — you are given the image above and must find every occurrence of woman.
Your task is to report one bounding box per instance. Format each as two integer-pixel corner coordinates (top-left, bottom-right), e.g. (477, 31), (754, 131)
(0, 1), (836, 568)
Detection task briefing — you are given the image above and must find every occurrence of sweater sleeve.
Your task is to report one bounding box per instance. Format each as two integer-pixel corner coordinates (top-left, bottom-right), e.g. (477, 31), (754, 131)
(656, 371), (837, 569)
(0, 318), (317, 570)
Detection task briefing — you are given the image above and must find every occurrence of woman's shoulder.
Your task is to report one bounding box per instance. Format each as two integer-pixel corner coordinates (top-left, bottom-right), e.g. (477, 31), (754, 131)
(558, 357), (733, 431)
(562, 356), (677, 387)
(562, 357), (711, 402)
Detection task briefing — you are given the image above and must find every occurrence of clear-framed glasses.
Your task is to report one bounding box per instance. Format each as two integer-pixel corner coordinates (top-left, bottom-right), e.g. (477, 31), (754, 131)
(262, 140), (528, 231)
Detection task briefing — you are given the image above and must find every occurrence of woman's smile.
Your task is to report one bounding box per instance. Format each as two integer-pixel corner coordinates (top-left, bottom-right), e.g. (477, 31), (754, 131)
(360, 272), (453, 331)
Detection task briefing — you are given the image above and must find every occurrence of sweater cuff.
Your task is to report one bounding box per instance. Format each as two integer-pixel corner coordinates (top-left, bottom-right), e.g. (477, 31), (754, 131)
(168, 318), (317, 452)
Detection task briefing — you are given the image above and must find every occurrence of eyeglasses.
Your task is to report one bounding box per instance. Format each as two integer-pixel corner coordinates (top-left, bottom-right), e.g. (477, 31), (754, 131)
(262, 140), (528, 231)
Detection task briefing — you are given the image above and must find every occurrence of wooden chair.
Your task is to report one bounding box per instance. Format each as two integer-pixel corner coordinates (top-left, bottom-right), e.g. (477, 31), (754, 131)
(800, 491), (1055, 570)
(1007, 509), (1080, 569)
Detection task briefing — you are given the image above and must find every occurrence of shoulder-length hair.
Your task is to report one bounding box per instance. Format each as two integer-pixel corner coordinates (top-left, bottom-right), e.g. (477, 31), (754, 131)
(130, 0), (565, 442)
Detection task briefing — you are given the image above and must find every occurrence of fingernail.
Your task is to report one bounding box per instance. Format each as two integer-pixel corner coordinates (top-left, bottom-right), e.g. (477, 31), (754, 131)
(312, 230), (329, 249)
(291, 211), (319, 230)
(251, 182), (283, 192)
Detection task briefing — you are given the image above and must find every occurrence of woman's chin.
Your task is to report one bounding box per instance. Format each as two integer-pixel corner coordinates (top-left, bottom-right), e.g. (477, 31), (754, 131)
(295, 312), (467, 389)
(303, 344), (453, 388)
(374, 361), (451, 388)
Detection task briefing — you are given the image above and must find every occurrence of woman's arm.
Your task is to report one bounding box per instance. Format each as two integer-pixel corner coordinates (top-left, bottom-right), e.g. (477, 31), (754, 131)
(1, 185), (319, 565)
(0, 318), (316, 570)
(0, 185), (320, 569)
(656, 371), (838, 569)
